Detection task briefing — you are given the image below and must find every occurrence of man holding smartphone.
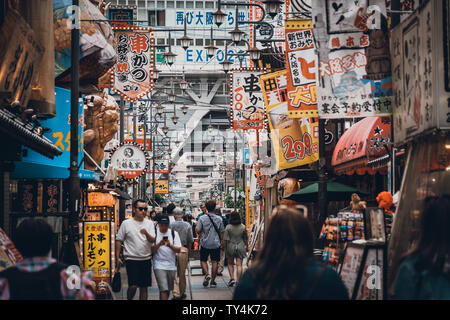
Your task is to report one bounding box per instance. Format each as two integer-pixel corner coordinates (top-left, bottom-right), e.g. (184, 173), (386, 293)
(152, 215), (182, 300)
(116, 199), (156, 300)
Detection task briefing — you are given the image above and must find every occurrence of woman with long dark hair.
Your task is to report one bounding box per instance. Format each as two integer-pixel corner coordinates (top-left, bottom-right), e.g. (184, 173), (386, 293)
(233, 206), (348, 300)
(394, 195), (450, 299)
(224, 212), (248, 287)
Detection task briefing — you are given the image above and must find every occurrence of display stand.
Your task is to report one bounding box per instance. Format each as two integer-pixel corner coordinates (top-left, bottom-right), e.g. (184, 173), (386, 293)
(339, 240), (387, 300)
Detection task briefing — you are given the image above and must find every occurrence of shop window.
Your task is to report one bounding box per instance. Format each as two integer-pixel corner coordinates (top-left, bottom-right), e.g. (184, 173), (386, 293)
(205, 1), (214, 8)
(148, 1), (156, 9)
(167, 1), (174, 8)
(195, 39), (203, 46)
(186, 1), (194, 8)
(148, 10), (165, 26)
(196, 1), (204, 8)
(157, 1), (165, 8)
(176, 1), (184, 8)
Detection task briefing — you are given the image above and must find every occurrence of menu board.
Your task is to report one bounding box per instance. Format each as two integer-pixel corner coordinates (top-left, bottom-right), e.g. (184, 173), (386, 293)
(356, 247), (384, 300)
(339, 244), (364, 299)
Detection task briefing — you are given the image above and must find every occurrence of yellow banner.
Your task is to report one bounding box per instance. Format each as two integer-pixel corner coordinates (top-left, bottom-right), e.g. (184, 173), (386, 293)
(260, 70), (319, 170)
(150, 180), (169, 194)
(245, 186), (253, 230)
(83, 221), (111, 279)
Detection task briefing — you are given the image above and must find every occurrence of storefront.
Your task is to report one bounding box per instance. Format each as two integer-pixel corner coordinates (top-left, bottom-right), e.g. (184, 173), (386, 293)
(7, 87), (99, 261)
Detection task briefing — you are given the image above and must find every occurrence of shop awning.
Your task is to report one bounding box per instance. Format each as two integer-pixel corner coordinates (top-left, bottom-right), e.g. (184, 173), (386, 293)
(331, 117), (391, 175)
(284, 181), (370, 203)
(0, 108), (62, 159)
(11, 161), (99, 180)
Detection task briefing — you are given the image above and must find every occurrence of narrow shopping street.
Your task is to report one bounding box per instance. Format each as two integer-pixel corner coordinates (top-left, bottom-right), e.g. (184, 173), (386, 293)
(115, 260), (237, 300)
(0, 0), (449, 309)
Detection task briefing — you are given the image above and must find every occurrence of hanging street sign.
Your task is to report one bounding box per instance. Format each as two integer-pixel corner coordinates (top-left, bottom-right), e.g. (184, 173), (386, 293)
(109, 142), (150, 182)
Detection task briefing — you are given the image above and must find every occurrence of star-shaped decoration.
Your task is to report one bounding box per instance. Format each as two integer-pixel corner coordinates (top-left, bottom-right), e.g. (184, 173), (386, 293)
(373, 126), (383, 136)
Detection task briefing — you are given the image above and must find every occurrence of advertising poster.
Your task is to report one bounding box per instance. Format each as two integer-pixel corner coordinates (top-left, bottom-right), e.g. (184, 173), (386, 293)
(230, 69), (266, 130)
(260, 70), (319, 170)
(285, 19), (319, 118)
(340, 244), (365, 299)
(150, 180), (169, 194)
(83, 221), (111, 279)
(112, 28), (155, 102)
(356, 247), (384, 300)
(312, 0), (393, 119)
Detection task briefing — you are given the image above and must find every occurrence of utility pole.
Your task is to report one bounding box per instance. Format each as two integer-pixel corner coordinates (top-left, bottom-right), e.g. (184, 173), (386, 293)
(119, 97), (125, 223)
(65, 0), (80, 265)
(234, 134), (237, 212)
(318, 119), (328, 233)
(151, 105), (156, 205)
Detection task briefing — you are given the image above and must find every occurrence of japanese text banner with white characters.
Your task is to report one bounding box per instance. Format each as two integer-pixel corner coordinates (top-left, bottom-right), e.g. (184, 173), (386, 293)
(312, 0), (392, 119)
(260, 70), (319, 170)
(112, 28), (154, 102)
(230, 69), (266, 130)
(285, 19), (318, 118)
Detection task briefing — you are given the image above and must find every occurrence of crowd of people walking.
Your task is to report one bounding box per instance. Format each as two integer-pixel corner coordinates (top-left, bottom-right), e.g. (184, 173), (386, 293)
(0, 195), (449, 300)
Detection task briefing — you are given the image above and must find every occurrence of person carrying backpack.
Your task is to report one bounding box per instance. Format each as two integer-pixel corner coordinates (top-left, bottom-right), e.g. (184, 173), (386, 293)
(152, 215), (182, 300)
(196, 200), (225, 288)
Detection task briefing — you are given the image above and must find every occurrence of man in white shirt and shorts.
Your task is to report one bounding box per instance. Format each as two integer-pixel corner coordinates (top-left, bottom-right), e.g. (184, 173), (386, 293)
(116, 199), (156, 300)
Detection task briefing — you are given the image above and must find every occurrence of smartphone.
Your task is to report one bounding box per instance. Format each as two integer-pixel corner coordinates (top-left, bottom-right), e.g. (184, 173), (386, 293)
(163, 236), (168, 241)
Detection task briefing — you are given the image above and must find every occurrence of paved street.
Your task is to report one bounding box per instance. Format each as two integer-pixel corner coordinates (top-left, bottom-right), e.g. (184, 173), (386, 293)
(114, 259), (240, 300)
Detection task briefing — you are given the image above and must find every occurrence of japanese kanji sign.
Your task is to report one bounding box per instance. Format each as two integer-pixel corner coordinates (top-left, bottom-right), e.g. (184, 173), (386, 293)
(82, 221), (111, 290)
(312, 0), (393, 119)
(109, 143), (150, 181)
(285, 20), (318, 118)
(391, 0), (450, 145)
(230, 68), (266, 130)
(150, 180), (169, 194)
(112, 27), (155, 102)
(149, 159), (169, 174)
(260, 70), (319, 170)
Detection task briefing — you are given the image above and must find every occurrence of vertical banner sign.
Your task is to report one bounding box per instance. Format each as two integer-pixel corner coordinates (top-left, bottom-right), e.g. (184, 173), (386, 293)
(83, 221), (111, 290)
(111, 27), (155, 102)
(312, 0), (393, 119)
(260, 70), (319, 170)
(230, 68), (266, 130)
(285, 20), (319, 118)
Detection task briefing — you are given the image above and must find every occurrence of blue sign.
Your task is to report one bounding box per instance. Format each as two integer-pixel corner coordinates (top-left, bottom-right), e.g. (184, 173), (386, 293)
(243, 148), (251, 164)
(12, 87), (98, 180)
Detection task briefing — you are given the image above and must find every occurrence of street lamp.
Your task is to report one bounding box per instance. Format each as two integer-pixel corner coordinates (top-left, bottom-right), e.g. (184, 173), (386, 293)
(179, 16), (192, 50)
(229, 7), (245, 45)
(171, 105), (179, 124)
(162, 113), (169, 135)
(205, 27), (218, 58)
(179, 79), (189, 91)
(181, 104), (188, 115)
(212, 6), (227, 27)
(156, 103), (164, 115)
(167, 91), (176, 102)
(247, 46), (262, 61)
(164, 32), (177, 66)
(262, 0), (283, 19)
(220, 43), (233, 73)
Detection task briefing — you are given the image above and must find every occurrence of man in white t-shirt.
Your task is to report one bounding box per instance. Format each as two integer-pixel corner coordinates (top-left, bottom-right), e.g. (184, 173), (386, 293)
(116, 199), (156, 300)
(152, 215), (181, 300)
